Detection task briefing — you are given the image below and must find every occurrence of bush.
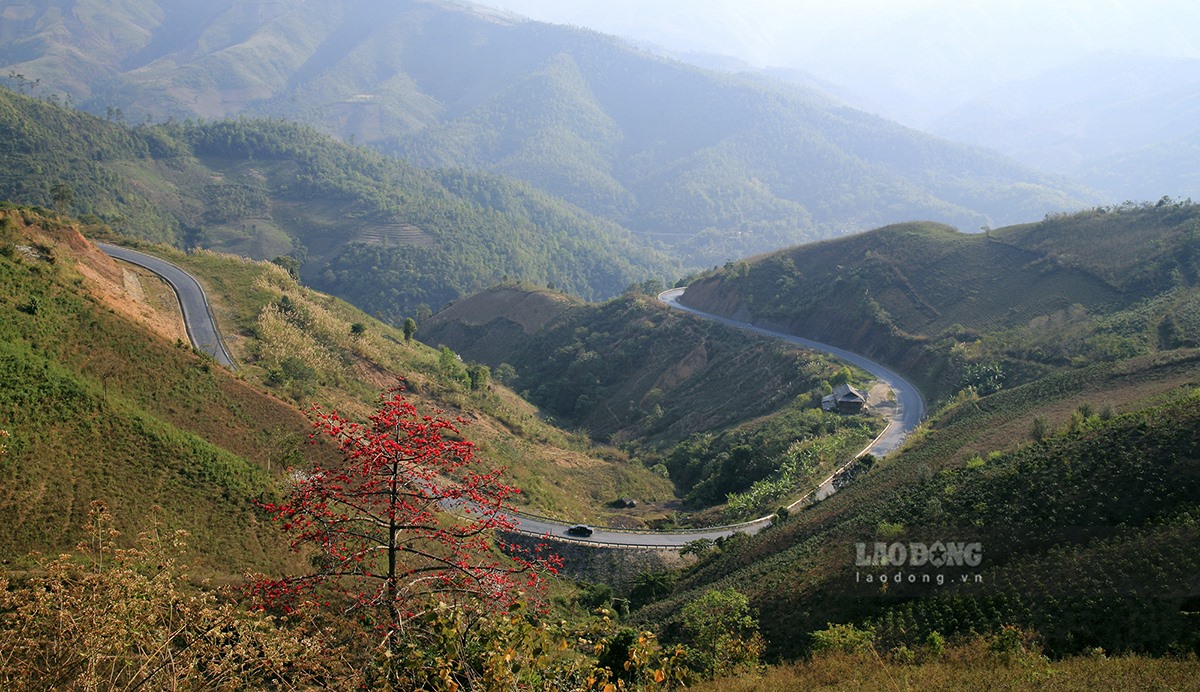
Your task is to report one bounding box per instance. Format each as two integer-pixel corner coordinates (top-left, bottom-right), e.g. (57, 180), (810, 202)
(811, 623), (876, 656)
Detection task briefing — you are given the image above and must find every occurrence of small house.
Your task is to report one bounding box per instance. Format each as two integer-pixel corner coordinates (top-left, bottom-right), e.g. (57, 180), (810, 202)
(822, 384), (867, 414)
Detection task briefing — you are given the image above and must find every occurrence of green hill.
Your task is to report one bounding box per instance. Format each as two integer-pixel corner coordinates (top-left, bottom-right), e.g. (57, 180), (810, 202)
(615, 204), (1200, 660)
(0, 86), (676, 319)
(0, 0), (1096, 266)
(679, 201), (1200, 402)
(640, 347), (1200, 659)
(0, 205), (306, 572)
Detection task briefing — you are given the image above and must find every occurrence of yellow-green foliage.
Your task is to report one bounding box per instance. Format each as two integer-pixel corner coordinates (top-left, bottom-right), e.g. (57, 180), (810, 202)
(0, 506), (699, 691)
(0, 503), (338, 690)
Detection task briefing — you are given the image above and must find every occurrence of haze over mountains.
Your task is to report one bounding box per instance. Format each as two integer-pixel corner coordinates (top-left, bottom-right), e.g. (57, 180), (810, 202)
(479, 0), (1200, 206)
(1, 0), (1101, 269)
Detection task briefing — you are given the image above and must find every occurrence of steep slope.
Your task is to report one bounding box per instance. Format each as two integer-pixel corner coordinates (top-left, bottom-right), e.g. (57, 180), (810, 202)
(423, 286), (835, 446)
(0, 205), (312, 572)
(0, 87), (676, 317)
(0, 206), (674, 575)
(1, 0), (1095, 265)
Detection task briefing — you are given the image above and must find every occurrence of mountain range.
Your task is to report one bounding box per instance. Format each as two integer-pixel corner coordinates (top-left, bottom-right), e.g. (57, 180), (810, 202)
(1, 0), (1097, 266)
(927, 53), (1200, 201)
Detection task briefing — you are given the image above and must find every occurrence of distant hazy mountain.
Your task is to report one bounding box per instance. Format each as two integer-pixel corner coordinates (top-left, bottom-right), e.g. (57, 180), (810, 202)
(1, 0), (1095, 265)
(929, 53), (1200, 200)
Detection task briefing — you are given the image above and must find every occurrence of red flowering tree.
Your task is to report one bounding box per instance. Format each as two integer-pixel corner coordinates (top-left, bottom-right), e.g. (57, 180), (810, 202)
(253, 386), (558, 653)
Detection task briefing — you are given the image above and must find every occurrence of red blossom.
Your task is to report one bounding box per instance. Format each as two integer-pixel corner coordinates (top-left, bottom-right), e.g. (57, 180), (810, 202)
(252, 385), (559, 636)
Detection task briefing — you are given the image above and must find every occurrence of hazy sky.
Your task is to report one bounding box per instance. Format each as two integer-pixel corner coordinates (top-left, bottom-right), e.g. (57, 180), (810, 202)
(470, 0), (1200, 124)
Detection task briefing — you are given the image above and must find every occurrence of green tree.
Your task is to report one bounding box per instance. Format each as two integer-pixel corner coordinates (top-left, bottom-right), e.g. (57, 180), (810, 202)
(403, 317), (417, 342)
(493, 362), (518, 386)
(680, 588), (765, 678)
(811, 622), (876, 655)
(1031, 415), (1051, 442)
(50, 182), (74, 214)
(438, 345), (467, 384)
(629, 570), (675, 609)
(467, 363), (490, 391)
(271, 255), (301, 280)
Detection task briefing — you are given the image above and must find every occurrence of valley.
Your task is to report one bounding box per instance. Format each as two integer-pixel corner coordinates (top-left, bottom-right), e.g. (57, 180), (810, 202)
(94, 238), (914, 546)
(0, 1), (1198, 688)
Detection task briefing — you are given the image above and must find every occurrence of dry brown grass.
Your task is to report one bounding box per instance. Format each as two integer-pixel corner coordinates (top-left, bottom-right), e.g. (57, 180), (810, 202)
(694, 647), (1200, 691)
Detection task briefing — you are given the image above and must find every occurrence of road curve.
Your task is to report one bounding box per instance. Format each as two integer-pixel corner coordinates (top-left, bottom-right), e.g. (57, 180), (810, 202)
(658, 288), (926, 458)
(97, 243), (235, 368)
(506, 288), (929, 548)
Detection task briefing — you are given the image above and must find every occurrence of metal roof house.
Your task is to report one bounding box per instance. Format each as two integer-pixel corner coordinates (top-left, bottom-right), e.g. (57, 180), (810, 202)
(822, 384), (867, 414)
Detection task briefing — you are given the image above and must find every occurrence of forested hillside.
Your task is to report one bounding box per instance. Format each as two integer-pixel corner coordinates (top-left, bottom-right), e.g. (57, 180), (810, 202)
(0, 87), (676, 317)
(1, 0), (1094, 265)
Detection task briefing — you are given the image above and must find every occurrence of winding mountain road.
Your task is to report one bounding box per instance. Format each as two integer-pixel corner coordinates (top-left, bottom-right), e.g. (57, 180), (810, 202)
(504, 290), (928, 547)
(98, 243), (235, 368)
(658, 288), (926, 458)
(95, 242), (925, 548)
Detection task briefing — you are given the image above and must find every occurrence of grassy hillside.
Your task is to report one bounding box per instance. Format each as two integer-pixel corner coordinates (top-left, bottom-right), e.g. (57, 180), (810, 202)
(681, 201), (1200, 402)
(157, 247), (677, 525)
(0, 86), (677, 318)
(696, 646), (1200, 691)
(0, 0), (1095, 266)
(0, 205), (311, 573)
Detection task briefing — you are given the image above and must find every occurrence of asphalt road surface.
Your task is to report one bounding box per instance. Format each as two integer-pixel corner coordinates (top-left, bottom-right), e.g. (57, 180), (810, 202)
(97, 243), (235, 368)
(501, 510), (767, 547)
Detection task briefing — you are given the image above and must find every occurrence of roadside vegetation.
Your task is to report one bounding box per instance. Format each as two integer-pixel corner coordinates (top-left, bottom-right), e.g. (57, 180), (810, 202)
(694, 633), (1200, 691)
(0, 204), (669, 569)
